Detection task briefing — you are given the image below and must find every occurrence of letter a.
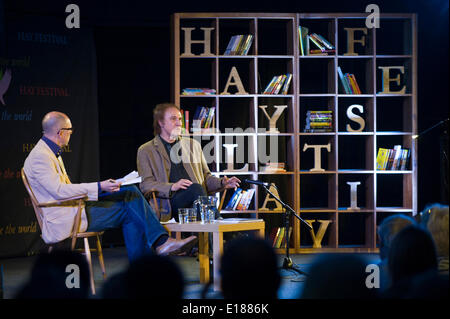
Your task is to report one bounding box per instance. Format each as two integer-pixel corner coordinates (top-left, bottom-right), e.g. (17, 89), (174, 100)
(65, 4), (80, 29)
(65, 264), (80, 288)
(365, 264), (380, 288)
(220, 67), (248, 95)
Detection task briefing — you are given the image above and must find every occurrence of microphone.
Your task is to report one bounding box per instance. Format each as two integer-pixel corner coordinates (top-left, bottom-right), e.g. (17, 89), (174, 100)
(244, 179), (270, 187)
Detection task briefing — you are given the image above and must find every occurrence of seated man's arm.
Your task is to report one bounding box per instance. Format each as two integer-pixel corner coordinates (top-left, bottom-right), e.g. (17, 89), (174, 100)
(137, 147), (173, 198)
(30, 153), (98, 201)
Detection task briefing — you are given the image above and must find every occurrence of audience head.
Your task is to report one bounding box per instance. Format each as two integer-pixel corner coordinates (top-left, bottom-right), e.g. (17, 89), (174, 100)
(377, 214), (416, 260)
(388, 225), (438, 285)
(220, 237), (280, 299)
(419, 203), (449, 259)
(153, 103), (180, 136)
(301, 254), (377, 299)
(101, 253), (184, 299)
(16, 249), (90, 299)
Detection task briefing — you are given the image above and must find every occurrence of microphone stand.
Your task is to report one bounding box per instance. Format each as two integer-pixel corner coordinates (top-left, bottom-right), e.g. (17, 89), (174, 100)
(260, 183), (313, 277)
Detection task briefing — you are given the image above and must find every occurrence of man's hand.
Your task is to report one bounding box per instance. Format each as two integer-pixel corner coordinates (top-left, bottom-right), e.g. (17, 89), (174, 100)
(222, 176), (241, 189)
(171, 179), (193, 191)
(100, 179), (121, 192)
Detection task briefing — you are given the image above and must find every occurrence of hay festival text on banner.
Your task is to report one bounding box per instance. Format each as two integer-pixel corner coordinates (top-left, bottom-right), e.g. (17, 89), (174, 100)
(0, 13), (100, 258)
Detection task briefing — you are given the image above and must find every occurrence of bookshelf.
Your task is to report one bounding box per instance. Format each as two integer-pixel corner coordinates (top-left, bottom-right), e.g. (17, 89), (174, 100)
(171, 13), (417, 254)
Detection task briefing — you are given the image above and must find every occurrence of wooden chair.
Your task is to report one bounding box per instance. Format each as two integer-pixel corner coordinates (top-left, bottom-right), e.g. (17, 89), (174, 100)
(144, 188), (228, 239)
(21, 168), (106, 295)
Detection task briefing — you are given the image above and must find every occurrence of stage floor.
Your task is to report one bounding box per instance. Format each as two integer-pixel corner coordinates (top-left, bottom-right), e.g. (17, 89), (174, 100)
(0, 246), (380, 299)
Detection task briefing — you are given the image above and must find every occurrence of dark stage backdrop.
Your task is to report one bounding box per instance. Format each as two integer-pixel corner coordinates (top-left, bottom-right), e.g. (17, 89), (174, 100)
(0, 13), (99, 258)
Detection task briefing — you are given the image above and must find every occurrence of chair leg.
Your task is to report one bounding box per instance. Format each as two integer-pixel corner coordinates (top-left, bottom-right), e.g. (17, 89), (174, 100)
(84, 237), (95, 295)
(96, 235), (106, 279)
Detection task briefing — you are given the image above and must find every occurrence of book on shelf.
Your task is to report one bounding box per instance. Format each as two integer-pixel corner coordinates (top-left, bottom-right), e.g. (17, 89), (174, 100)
(298, 26), (309, 56)
(337, 67), (362, 94)
(311, 33), (335, 50)
(391, 145), (403, 171)
(337, 66), (351, 94)
(281, 73), (292, 95)
(224, 35), (253, 55)
(376, 148), (390, 170)
(304, 110), (333, 132)
(263, 74), (292, 95)
(191, 106), (216, 132)
(298, 27), (334, 56)
(182, 88), (216, 95)
(224, 188), (255, 211)
(224, 188), (242, 210)
(280, 227), (292, 248)
(274, 227), (285, 248)
(309, 49), (336, 55)
(260, 162), (287, 173)
(376, 146), (410, 170)
(349, 74), (362, 94)
(271, 227), (292, 248)
(400, 149), (410, 170)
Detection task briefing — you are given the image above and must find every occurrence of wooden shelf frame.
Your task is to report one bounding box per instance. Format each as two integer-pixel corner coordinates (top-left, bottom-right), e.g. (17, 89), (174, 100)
(171, 12), (417, 254)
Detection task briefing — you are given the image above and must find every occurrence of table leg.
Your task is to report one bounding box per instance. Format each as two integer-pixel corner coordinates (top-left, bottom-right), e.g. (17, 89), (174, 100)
(212, 231), (223, 291)
(198, 232), (209, 284)
(257, 227), (265, 238)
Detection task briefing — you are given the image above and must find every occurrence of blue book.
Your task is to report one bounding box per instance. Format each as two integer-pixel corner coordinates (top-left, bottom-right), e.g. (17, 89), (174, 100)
(225, 188), (242, 210)
(337, 66), (351, 94)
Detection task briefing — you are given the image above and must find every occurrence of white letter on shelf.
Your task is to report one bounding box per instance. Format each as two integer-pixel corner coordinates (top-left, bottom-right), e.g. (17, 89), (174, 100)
(181, 27), (214, 57)
(378, 66), (406, 94)
(343, 28), (367, 56)
(346, 104), (365, 132)
(347, 181), (361, 210)
(302, 143), (331, 172)
(258, 105), (287, 133)
(220, 66), (248, 95)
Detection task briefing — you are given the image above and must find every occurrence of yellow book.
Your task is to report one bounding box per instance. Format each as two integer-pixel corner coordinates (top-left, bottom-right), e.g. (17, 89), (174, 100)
(376, 148), (390, 170)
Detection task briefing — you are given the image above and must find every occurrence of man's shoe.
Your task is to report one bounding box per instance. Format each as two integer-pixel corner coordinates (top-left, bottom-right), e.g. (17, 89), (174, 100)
(156, 236), (198, 256)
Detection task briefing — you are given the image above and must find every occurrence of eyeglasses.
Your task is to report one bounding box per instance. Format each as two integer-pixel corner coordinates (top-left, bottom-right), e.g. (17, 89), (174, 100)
(58, 127), (74, 134)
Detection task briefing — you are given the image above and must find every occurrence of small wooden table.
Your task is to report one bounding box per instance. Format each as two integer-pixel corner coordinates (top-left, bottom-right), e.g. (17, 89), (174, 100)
(163, 219), (265, 291)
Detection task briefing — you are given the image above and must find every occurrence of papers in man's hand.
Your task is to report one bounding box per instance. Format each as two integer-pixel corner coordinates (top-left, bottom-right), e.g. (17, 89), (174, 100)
(160, 218), (177, 224)
(116, 170), (142, 186)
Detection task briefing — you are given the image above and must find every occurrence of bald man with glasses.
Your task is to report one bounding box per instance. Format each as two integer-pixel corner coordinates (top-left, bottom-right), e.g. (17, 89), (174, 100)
(24, 111), (197, 262)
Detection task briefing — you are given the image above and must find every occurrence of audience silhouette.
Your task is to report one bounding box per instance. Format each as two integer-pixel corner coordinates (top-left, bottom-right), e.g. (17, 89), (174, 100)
(219, 237), (280, 299)
(300, 253), (377, 299)
(419, 203), (449, 274)
(101, 253), (184, 299)
(376, 214), (416, 291)
(383, 225), (438, 298)
(15, 249), (90, 299)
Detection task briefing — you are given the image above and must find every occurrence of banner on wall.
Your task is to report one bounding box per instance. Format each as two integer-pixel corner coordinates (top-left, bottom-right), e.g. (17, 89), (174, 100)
(0, 13), (100, 258)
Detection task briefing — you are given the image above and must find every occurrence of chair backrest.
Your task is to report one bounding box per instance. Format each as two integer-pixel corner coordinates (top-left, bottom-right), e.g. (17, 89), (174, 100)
(21, 168), (44, 232)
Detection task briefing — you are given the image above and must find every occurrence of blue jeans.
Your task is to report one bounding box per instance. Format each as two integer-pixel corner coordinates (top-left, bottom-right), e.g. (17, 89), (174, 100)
(85, 185), (167, 263)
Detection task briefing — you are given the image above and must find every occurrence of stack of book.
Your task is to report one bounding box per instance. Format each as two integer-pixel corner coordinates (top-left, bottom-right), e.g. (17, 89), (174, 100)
(191, 106), (215, 132)
(224, 188), (256, 211)
(298, 26), (335, 56)
(223, 35), (253, 55)
(262, 73), (292, 95)
(260, 162), (286, 173)
(182, 88), (216, 95)
(337, 66), (362, 94)
(269, 227), (292, 248)
(376, 145), (411, 170)
(304, 110), (333, 132)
